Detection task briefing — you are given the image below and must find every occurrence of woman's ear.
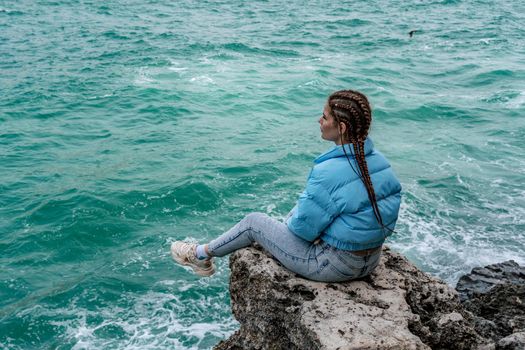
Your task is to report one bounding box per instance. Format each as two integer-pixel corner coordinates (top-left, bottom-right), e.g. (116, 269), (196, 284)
(339, 122), (347, 135)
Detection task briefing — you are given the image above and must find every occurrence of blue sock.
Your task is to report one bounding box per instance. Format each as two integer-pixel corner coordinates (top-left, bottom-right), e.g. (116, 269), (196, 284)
(195, 245), (210, 260)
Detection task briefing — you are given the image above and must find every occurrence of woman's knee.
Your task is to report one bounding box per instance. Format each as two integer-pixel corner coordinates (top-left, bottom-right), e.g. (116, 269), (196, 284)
(243, 212), (268, 225)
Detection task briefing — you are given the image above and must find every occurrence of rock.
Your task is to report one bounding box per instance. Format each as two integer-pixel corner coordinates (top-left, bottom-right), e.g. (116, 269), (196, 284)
(496, 332), (525, 350)
(456, 260), (525, 302)
(214, 245), (485, 350)
(465, 284), (525, 339)
(457, 261), (525, 343)
(476, 343), (496, 350)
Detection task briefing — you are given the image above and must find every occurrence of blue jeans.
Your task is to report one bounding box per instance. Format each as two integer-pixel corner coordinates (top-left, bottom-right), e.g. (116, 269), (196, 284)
(207, 212), (381, 282)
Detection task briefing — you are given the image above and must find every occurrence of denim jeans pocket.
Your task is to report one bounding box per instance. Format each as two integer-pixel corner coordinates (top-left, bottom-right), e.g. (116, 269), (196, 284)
(309, 259), (359, 282)
(331, 248), (366, 270)
(328, 262), (361, 280)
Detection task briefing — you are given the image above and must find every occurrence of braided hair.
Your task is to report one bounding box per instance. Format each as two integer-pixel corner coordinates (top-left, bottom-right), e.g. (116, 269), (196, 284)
(327, 90), (391, 234)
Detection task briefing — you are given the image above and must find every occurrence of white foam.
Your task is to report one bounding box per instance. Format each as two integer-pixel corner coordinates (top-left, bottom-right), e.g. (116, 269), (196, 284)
(44, 289), (238, 350)
(168, 66), (188, 72)
(478, 38), (492, 45)
(390, 179), (525, 284)
(134, 68), (154, 86)
(86, 93), (114, 100)
(189, 75), (214, 85)
(507, 91), (525, 109)
(266, 203), (276, 214)
(0, 337), (17, 350)
(300, 79), (323, 87)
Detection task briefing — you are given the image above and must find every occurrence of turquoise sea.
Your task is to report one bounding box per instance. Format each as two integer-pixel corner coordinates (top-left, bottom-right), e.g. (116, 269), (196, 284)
(1, 0), (524, 348)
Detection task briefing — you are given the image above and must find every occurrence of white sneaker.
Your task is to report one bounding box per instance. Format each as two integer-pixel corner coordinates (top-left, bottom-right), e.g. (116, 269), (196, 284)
(170, 241), (215, 277)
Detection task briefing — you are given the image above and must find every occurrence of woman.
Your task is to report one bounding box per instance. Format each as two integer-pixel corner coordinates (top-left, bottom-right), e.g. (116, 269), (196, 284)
(171, 89), (402, 282)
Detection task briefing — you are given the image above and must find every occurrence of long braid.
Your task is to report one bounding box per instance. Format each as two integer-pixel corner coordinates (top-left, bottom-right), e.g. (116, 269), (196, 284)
(356, 140), (385, 229)
(328, 90), (392, 234)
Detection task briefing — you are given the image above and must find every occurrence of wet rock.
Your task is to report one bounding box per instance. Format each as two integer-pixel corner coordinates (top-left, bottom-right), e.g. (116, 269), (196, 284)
(456, 260), (525, 302)
(457, 261), (525, 344)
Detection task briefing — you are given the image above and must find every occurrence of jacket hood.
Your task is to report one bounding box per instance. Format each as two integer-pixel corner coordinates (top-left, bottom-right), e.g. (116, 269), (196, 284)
(314, 138), (375, 164)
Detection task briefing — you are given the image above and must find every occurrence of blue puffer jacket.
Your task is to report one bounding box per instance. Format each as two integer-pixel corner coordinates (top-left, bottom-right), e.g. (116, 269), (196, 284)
(286, 138), (402, 251)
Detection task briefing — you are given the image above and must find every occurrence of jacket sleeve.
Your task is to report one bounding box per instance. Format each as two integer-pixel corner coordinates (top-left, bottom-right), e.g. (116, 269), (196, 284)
(286, 168), (337, 242)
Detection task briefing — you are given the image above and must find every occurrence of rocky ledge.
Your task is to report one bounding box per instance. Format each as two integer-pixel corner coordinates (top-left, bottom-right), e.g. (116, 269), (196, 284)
(457, 260), (525, 349)
(214, 246), (525, 350)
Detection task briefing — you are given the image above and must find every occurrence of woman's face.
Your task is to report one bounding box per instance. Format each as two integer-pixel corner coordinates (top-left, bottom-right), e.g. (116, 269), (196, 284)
(319, 104), (342, 144)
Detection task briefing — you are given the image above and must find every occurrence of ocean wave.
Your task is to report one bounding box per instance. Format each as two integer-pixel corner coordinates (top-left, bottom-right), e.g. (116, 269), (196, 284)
(2, 287), (238, 350)
(392, 202), (525, 284)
